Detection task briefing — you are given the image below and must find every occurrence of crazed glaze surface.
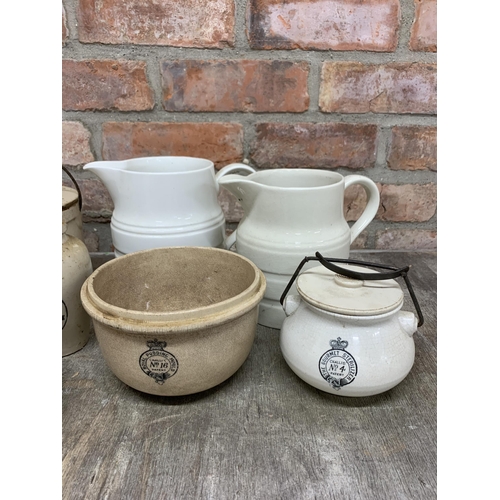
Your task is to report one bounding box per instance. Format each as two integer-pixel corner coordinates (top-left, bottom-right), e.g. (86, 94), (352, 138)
(62, 228), (93, 356)
(280, 297), (417, 397)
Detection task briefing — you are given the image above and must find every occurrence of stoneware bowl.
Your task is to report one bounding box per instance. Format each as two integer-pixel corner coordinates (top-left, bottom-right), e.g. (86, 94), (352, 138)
(81, 247), (266, 396)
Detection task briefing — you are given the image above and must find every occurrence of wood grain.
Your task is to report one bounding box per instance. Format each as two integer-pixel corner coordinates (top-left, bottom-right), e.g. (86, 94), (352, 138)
(63, 251), (437, 500)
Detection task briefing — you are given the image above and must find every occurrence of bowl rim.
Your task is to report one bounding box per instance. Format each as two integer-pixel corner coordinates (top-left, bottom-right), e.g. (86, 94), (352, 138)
(80, 246), (266, 333)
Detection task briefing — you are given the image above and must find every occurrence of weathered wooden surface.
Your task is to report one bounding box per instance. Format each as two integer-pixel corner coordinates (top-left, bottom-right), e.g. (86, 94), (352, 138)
(62, 251), (437, 500)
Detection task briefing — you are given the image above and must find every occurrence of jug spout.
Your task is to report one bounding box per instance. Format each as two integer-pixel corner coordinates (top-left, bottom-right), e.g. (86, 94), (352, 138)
(217, 174), (260, 214)
(83, 161), (125, 202)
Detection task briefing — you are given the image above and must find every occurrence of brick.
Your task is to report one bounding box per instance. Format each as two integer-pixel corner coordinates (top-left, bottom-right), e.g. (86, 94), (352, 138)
(218, 189), (244, 224)
(102, 122), (243, 168)
(344, 184), (376, 222)
(250, 123), (377, 169)
(247, 0), (400, 51)
(162, 60), (309, 112)
(340, 186), (371, 248)
(77, 0), (235, 48)
(62, 121), (95, 167)
(375, 229), (437, 250)
(378, 183), (436, 222)
(345, 183), (436, 222)
(62, 5), (68, 44)
(62, 60), (154, 111)
(320, 62), (437, 114)
(410, 0), (437, 52)
(388, 126), (437, 171)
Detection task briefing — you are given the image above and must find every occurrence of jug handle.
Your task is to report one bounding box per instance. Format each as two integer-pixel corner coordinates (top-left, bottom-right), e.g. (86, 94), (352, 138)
(343, 175), (380, 243)
(215, 163), (256, 193)
(216, 163), (256, 250)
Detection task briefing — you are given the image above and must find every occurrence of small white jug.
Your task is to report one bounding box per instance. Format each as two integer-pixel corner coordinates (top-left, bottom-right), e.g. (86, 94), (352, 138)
(84, 156), (255, 257)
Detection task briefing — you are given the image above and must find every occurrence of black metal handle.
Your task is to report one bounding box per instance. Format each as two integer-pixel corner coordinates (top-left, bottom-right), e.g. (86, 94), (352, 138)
(280, 252), (424, 327)
(62, 166), (83, 212)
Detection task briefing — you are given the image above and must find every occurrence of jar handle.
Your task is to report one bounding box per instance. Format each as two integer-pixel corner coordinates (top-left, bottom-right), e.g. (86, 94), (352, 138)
(63, 166), (82, 212)
(279, 252), (424, 327)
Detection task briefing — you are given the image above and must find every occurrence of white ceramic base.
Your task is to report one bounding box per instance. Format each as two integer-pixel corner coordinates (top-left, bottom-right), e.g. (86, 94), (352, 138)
(280, 302), (416, 397)
(111, 216), (225, 256)
(281, 354), (411, 397)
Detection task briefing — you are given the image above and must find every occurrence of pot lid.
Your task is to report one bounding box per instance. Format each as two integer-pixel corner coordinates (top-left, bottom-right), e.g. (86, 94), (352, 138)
(296, 263), (404, 316)
(62, 186), (79, 211)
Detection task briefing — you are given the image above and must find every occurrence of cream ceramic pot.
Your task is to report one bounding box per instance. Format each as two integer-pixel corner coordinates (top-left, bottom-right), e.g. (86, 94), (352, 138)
(218, 169), (380, 329)
(280, 255), (423, 397)
(80, 247), (266, 396)
(62, 223), (93, 356)
(62, 186), (83, 241)
(84, 156), (255, 257)
(62, 166), (84, 241)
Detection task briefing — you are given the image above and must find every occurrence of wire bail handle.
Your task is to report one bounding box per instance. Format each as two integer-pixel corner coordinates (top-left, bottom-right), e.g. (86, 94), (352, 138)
(279, 252), (424, 327)
(63, 166), (83, 212)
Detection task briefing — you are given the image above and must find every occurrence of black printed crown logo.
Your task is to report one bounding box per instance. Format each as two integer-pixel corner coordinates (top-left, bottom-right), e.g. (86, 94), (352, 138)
(147, 339), (167, 350)
(330, 337), (349, 350)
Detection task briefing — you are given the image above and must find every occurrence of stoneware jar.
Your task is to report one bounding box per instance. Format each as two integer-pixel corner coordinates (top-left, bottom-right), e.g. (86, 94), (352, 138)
(62, 186), (83, 240)
(218, 169), (380, 329)
(280, 253), (424, 397)
(62, 222), (93, 356)
(84, 156), (255, 257)
(62, 166), (84, 241)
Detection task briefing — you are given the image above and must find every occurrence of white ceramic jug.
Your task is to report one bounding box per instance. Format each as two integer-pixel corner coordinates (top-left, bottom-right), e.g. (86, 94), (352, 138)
(84, 156), (255, 257)
(218, 169), (380, 329)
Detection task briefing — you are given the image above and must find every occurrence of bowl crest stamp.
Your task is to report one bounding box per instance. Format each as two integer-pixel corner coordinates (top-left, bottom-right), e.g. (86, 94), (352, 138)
(140, 339), (178, 385)
(318, 337), (358, 390)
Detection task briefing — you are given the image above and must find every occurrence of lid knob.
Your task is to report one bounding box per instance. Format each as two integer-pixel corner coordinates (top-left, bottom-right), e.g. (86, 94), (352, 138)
(333, 273), (363, 288)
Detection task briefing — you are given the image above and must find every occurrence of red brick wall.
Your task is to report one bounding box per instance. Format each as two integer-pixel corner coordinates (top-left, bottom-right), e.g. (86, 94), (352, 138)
(62, 0), (437, 252)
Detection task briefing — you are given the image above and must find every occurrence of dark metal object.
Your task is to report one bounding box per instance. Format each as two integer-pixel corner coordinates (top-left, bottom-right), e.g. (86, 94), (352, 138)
(280, 251), (424, 327)
(63, 166), (83, 212)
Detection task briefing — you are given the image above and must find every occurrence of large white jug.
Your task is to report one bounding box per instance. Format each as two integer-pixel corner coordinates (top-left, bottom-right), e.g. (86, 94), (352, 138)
(218, 169), (380, 329)
(84, 156), (255, 257)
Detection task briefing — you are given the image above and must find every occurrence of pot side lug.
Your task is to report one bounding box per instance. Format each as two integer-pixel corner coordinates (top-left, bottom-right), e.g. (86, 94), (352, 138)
(399, 311), (418, 336)
(283, 295), (301, 317)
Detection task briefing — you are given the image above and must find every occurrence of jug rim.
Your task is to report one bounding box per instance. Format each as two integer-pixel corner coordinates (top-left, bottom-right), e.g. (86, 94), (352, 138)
(233, 168), (346, 189)
(85, 156), (215, 175)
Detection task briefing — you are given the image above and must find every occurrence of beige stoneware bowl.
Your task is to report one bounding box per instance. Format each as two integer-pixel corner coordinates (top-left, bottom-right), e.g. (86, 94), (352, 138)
(81, 247), (266, 396)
